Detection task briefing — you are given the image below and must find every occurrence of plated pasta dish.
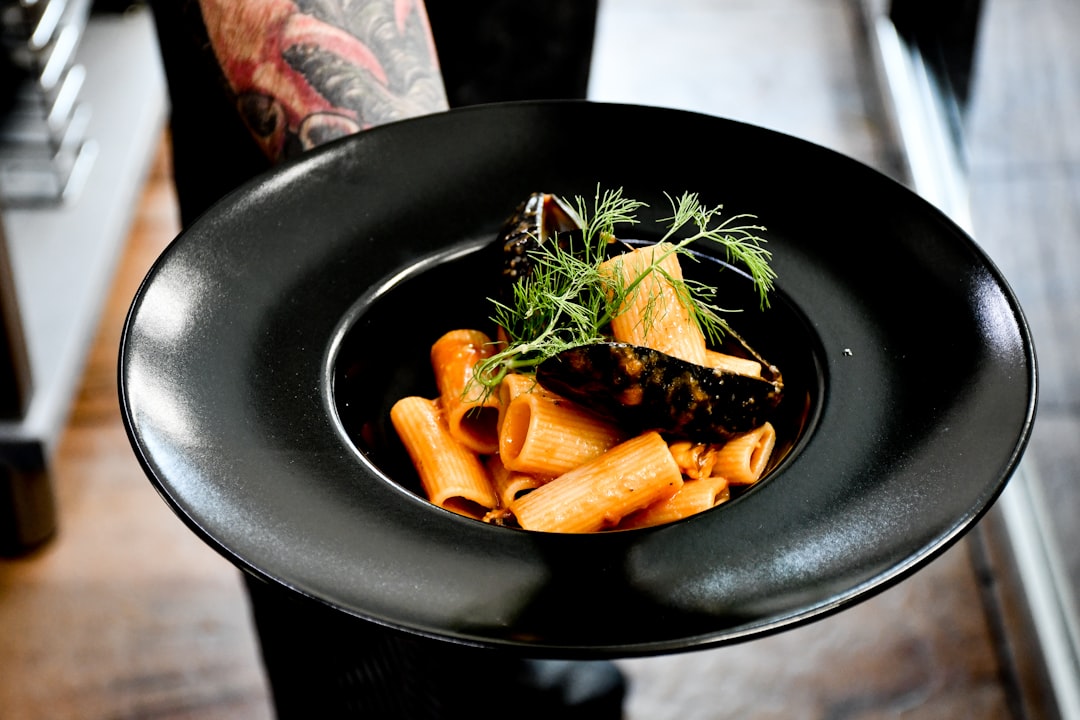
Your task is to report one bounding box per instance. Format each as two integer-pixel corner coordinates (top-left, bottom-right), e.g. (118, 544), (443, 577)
(387, 188), (788, 533)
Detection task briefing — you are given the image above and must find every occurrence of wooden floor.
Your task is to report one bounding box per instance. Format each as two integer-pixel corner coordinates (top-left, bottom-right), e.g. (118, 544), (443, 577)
(0, 141), (274, 719)
(1, 0), (1075, 718)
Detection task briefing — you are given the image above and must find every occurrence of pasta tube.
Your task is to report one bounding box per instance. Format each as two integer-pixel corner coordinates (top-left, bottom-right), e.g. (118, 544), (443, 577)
(498, 371), (544, 404)
(668, 440), (721, 480)
(496, 371), (543, 433)
(390, 396), (497, 519)
(601, 242), (708, 365)
(499, 383), (624, 477)
(703, 349), (762, 378)
(509, 431), (684, 533)
(618, 475), (731, 530)
(430, 329), (500, 454)
(486, 454), (544, 508)
(712, 422), (777, 485)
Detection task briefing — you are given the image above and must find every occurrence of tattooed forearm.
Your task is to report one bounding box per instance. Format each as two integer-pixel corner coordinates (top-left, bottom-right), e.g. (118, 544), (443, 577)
(197, 0), (448, 161)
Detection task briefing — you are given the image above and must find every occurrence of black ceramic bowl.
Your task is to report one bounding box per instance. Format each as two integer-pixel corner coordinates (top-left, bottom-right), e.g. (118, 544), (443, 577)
(119, 101), (1036, 657)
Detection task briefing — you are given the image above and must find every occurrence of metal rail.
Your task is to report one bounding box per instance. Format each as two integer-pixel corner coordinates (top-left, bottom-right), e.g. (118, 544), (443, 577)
(862, 4), (1080, 716)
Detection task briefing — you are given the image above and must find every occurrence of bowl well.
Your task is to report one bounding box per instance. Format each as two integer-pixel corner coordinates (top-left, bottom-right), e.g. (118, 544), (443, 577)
(331, 234), (824, 522)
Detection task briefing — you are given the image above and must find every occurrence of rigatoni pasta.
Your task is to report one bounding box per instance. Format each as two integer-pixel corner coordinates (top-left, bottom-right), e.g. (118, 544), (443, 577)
(618, 475), (731, 530)
(711, 422), (776, 485)
(389, 396), (498, 519)
(600, 242), (709, 366)
(430, 329), (500, 454)
(386, 207), (781, 532)
(508, 431), (684, 533)
(485, 454), (544, 508)
(703, 349), (763, 377)
(498, 382), (625, 476)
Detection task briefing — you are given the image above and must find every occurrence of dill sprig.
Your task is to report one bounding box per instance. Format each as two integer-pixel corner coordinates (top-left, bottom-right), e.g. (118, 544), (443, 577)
(657, 191), (774, 308)
(652, 191), (774, 346)
(575, 186), (648, 252)
(468, 187), (773, 397)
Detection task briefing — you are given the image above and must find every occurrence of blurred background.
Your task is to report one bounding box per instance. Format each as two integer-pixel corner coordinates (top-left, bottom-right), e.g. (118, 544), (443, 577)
(1, 0), (1076, 717)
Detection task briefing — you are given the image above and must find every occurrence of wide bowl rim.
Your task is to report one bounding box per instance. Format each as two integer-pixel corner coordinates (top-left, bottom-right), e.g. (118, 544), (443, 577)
(118, 99), (1038, 657)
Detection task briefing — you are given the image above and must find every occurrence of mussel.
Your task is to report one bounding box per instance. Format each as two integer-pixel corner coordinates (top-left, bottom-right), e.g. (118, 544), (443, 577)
(536, 342), (784, 442)
(493, 192), (583, 289)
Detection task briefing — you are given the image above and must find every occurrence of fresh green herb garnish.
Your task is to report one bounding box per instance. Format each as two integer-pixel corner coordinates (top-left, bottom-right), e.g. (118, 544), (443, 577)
(468, 187), (774, 398)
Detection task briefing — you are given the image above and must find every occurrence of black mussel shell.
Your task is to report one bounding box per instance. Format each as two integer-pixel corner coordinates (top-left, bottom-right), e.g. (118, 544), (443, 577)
(492, 192), (583, 290)
(536, 342), (784, 442)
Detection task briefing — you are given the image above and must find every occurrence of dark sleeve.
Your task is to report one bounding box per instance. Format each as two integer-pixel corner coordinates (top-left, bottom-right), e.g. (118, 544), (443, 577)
(148, 0), (598, 228)
(148, 0), (273, 228)
(424, 0), (598, 107)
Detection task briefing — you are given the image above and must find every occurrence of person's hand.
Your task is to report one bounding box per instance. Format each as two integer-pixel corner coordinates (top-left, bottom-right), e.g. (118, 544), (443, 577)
(198, 0), (448, 161)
